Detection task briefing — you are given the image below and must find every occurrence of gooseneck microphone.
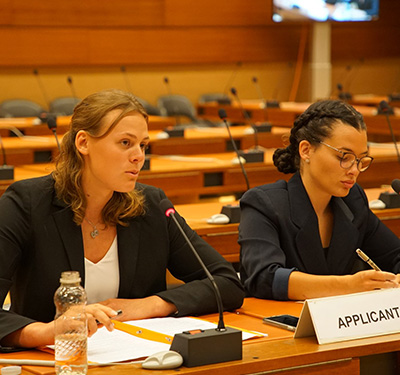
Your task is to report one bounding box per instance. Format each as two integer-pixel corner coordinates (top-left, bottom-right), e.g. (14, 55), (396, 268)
(163, 76), (172, 95)
(33, 69), (50, 108)
(223, 61), (242, 94)
(392, 179), (400, 194)
(120, 66), (133, 93)
(378, 100), (400, 165)
(337, 83), (352, 101)
(381, 179), (400, 209)
(160, 199), (225, 331)
(251, 77), (279, 108)
(160, 199), (242, 367)
(230, 87), (259, 148)
(252, 77), (265, 106)
(67, 76), (78, 99)
(218, 108), (250, 190)
(47, 115), (61, 152)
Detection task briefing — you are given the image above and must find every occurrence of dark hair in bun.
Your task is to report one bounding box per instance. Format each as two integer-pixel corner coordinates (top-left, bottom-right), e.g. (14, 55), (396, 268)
(273, 100), (366, 174)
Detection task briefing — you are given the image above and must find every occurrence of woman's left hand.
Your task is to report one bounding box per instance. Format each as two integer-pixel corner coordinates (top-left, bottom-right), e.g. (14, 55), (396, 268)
(99, 296), (177, 321)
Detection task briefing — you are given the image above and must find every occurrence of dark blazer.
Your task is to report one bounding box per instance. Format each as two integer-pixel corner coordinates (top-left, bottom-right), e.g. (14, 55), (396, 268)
(0, 175), (244, 343)
(239, 172), (400, 300)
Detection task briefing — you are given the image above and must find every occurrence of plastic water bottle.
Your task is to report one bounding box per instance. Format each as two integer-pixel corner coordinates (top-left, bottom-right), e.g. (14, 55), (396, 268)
(54, 271), (88, 375)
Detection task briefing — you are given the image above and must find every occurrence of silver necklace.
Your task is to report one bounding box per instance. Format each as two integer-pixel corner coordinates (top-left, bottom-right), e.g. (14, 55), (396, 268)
(85, 218), (99, 239)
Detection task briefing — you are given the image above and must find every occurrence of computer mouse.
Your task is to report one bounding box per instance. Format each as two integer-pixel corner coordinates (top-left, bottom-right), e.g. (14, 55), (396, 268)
(156, 131), (170, 139)
(369, 199), (386, 210)
(141, 350), (183, 370)
(231, 156), (246, 165)
(244, 127), (255, 135)
(207, 213), (230, 224)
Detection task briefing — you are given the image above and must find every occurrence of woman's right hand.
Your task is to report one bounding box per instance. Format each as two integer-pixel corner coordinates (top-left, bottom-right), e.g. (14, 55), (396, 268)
(1, 303), (119, 348)
(349, 270), (399, 292)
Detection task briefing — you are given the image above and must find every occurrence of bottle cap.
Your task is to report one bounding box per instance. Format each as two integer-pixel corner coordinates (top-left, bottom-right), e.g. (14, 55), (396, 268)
(1, 366), (22, 375)
(60, 271), (81, 284)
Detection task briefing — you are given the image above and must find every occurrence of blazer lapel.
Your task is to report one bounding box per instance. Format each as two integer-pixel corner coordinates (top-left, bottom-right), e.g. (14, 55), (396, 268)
(116, 219), (142, 298)
(326, 198), (358, 274)
(52, 197), (85, 283)
(289, 174), (330, 274)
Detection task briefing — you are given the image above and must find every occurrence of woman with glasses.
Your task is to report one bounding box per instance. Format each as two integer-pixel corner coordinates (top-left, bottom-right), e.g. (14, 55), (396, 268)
(239, 99), (400, 300)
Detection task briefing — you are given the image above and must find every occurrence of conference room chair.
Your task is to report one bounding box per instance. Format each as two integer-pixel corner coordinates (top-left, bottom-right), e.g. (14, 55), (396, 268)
(135, 97), (162, 116)
(0, 99), (45, 118)
(158, 94), (220, 127)
(49, 97), (81, 116)
(198, 93), (232, 105)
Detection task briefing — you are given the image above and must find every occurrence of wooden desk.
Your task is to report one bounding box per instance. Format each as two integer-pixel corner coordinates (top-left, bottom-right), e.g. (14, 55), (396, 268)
(197, 100), (309, 127)
(2, 143), (400, 203)
(1, 298), (399, 375)
(197, 100), (400, 143)
(148, 125), (289, 155)
(0, 125), (289, 165)
(0, 115), (176, 137)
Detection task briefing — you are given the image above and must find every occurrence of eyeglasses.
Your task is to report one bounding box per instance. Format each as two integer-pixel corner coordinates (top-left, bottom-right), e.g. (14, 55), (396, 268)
(319, 141), (374, 172)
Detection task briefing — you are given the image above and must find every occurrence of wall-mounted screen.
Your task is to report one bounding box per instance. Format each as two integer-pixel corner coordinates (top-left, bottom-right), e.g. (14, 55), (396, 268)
(272, 0), (380, 22)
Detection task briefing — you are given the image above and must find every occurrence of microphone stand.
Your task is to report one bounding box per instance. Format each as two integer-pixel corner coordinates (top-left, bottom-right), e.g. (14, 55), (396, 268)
(377, 101), (400, 208)
(47, 116), (61, 153)
(230, 87), (268, 163)
(162, 200), (242, 367)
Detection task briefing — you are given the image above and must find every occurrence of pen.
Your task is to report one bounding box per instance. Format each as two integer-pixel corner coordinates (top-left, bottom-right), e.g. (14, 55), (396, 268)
(96, 309), (122, 325)
(356, 248), (381, 271)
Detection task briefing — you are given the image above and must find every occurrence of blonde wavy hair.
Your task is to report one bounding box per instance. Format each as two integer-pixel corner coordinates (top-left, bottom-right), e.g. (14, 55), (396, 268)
(53, 89), (149, 226)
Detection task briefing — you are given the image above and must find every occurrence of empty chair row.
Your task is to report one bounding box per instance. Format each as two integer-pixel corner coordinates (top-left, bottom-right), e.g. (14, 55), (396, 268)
(0, 92), (231, 120)
(0, 97), (80, 118)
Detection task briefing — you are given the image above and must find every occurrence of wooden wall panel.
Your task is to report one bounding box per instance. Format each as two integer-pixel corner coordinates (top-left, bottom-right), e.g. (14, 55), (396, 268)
(164, 0), (272, 26)
(0, 25), (304, 66)
(331, 0), (400, 60)
(0, 0), (398, 69)
(0, 0), (164, 26)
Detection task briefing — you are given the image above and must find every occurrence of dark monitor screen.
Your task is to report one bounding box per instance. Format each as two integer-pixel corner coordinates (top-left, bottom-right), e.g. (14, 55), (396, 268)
(272, 0), (380, 22)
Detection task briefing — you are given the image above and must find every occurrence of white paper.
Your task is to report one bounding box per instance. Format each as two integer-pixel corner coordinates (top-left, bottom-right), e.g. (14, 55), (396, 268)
(88, 316), (261, 363)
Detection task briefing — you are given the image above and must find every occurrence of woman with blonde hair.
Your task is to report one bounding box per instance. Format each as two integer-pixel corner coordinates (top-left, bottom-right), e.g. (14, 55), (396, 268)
(0, 89), (244, 349)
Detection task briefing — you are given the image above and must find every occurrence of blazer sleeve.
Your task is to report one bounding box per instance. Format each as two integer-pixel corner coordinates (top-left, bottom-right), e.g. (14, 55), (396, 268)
(152, 189), (245, 316)
(238, 186), (296, 301)
(0, 181), (37, 344)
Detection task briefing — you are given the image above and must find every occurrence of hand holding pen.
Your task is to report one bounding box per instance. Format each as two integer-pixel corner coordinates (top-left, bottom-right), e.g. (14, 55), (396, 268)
(356, 248), (381, 271)
(356, 248), (399, 288)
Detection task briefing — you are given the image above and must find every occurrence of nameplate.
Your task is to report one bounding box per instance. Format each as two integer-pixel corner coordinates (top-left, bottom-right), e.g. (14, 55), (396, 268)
(294, 288), (400, 344)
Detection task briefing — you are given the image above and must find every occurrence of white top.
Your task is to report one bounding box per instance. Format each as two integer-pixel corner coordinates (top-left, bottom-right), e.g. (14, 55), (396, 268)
(84, 236), (120, 304)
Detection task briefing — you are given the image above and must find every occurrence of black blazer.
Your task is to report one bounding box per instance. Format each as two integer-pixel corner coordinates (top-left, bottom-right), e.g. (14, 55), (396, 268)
(0, 175), (244, 343)
(239, 172), (400, 300)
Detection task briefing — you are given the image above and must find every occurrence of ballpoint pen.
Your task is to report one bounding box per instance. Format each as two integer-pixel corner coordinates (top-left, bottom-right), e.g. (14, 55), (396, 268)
(356, 248), (382, 271)
(96, 309), (122, 325)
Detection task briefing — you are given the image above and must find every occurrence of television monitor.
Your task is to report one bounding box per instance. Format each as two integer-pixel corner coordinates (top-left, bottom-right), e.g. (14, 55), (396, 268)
(272, 0), (380, 22)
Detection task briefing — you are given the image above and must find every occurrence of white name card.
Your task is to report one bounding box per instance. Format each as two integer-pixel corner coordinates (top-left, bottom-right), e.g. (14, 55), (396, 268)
(294, 288), (400, 344)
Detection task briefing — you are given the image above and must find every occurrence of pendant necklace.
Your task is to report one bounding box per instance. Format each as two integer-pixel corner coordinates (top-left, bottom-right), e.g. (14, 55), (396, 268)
(85, 218), (99, 239)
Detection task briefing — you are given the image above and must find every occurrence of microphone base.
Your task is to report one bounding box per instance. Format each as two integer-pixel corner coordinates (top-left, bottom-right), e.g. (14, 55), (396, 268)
(0, 165), (14, 180)
(389, 93), (400, 102)
(142, 157), (151, 171)
(239, 149), (264, 163)
(379, 192), (400, 208)
(339, 92), (352, 101)
(265, 100), (280, 108)
(220, 204), (240, 223)
(163, 127), (185, 138)
(254, 122), (272, 133)
(378, 107), (395, 116)
(170, 327), (242, 367)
